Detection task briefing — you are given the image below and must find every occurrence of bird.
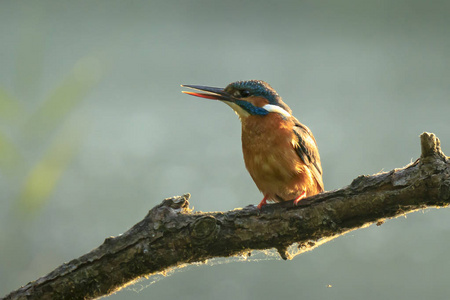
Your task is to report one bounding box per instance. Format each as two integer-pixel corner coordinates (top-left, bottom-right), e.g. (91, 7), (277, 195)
(182, 80), (323, 209)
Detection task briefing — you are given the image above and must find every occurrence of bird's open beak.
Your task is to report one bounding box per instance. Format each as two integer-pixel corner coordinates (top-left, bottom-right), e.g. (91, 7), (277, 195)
(181, 84), (235, 102)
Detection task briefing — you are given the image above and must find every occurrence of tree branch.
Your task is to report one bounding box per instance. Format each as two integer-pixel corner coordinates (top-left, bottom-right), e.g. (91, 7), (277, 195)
(3, 132), (449, 300)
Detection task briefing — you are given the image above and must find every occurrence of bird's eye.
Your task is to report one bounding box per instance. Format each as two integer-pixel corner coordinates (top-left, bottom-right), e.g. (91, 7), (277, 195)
(240, 90), (251, 97)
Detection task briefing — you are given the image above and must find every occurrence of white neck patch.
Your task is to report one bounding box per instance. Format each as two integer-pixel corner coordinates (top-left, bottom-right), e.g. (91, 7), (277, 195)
(262, 104), (291, 119)
(225, 102), (250, 118)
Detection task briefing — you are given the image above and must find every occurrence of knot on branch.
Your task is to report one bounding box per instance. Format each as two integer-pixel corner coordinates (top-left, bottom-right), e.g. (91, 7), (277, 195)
(139, 194), (191, 233)
(159, 194), (191, 211)
(421, 132), (446, 160)
(190, 216), (219, 243)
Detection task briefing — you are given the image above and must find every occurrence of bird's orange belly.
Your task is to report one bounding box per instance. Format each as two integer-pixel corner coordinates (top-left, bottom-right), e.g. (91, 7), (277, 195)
(241, 115), (316, 202)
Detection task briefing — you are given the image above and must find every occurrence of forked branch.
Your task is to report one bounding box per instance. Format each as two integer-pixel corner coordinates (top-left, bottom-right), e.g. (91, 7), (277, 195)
(3, 132), (449, 300)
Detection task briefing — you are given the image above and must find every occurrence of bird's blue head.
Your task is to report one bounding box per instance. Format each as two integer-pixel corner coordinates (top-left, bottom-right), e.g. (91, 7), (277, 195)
(182, 80), (292, 119)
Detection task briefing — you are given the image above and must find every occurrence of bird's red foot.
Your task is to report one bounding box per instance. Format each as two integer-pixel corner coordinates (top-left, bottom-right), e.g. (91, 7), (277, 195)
(293, 191), (307, 206)
(257, 195), (269, 209)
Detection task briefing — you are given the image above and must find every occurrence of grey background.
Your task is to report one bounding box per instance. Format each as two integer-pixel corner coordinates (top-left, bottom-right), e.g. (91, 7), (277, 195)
(1, 1), (449, 299)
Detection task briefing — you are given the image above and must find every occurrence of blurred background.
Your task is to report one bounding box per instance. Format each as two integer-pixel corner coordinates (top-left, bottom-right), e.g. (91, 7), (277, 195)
(1, 0), (449, 299)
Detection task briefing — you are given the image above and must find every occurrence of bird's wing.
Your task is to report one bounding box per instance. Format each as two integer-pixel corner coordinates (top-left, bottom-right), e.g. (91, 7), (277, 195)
(292, 120), (324, 192)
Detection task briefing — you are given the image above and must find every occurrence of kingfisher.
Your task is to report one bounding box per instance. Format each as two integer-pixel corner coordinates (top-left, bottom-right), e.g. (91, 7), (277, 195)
(182, 80), (323, 209)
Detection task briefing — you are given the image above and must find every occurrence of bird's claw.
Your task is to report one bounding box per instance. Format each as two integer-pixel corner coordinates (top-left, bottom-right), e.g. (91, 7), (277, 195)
(257, 195), (268, 210)
(293, 191), (307, 206)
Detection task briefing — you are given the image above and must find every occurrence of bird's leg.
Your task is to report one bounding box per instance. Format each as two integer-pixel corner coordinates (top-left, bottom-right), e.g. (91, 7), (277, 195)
(293, 190), (307, 206)
(257, 195), (269, 209)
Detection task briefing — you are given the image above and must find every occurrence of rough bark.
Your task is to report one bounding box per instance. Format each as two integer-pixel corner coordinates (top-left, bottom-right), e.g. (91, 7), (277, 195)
(2, 132), (449, 300)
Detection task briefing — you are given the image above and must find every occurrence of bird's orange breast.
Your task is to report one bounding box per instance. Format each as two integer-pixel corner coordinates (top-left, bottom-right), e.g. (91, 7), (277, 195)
(241, 113), (318, 202)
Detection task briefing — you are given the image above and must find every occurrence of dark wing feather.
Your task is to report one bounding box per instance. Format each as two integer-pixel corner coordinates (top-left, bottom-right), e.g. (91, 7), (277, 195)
(292, 119), (324, 192)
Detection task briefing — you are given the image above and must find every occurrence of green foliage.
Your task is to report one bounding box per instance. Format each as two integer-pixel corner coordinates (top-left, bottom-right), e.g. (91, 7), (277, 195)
(1, 51), (102, 213)
(0, 128), (21, 171)
(18, 121), (85, 212)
